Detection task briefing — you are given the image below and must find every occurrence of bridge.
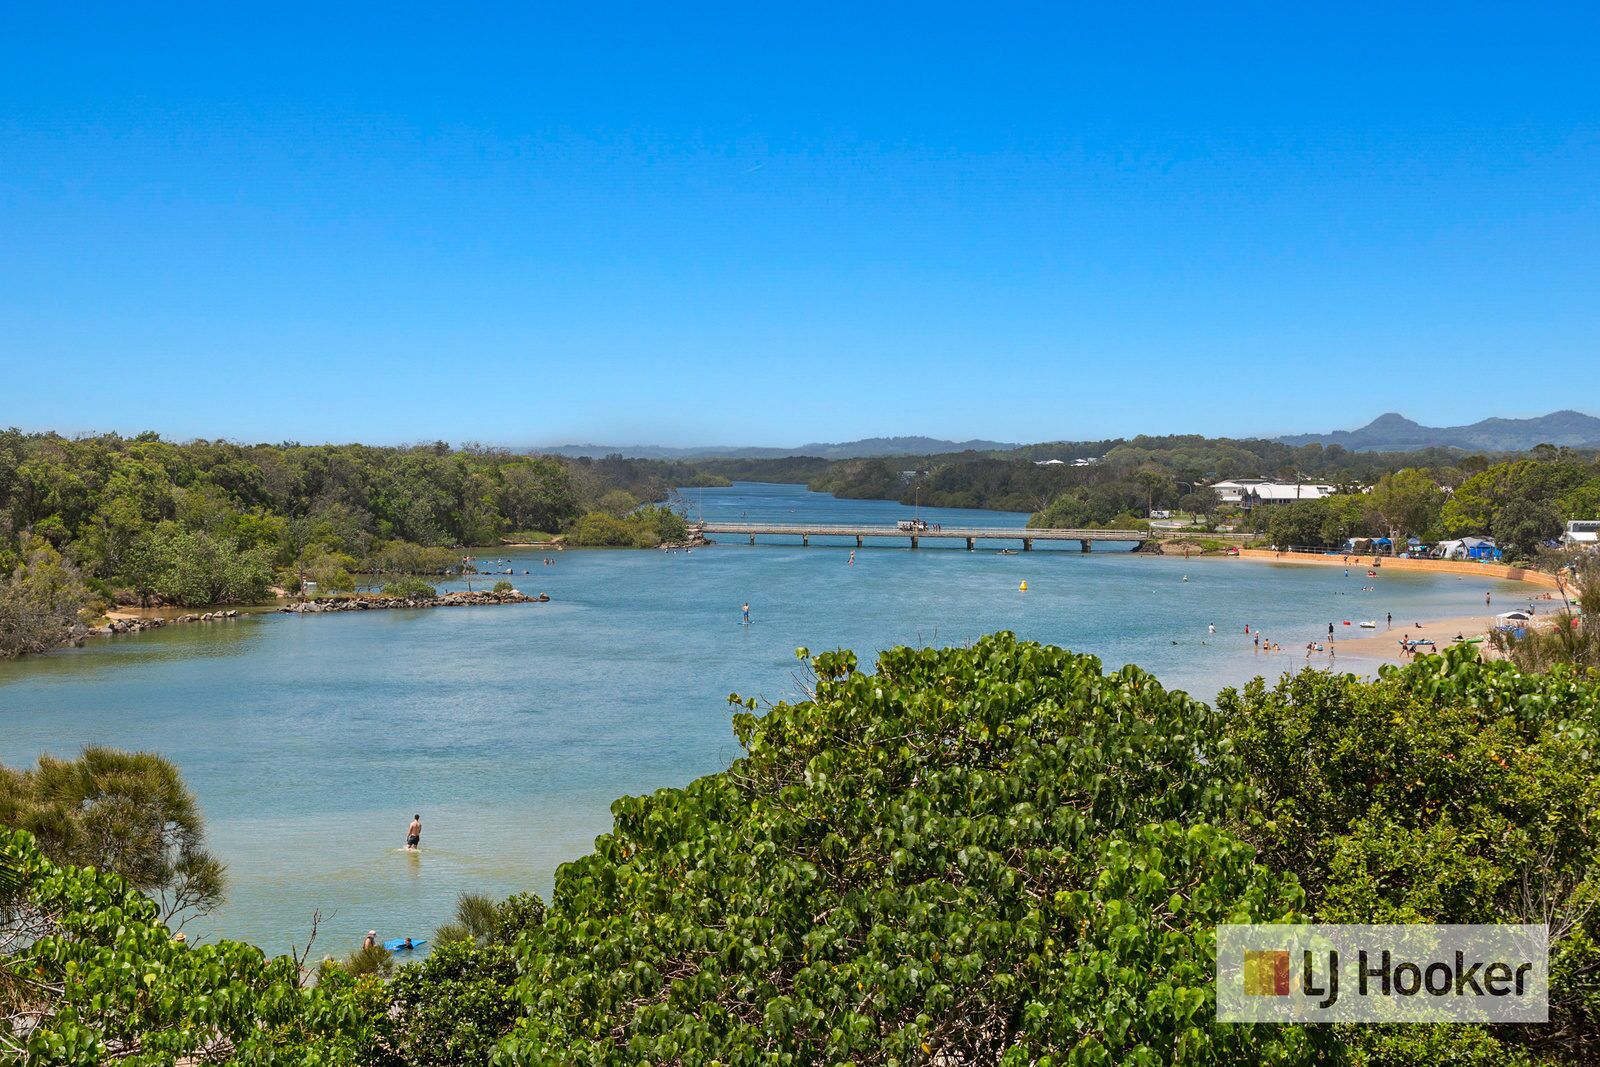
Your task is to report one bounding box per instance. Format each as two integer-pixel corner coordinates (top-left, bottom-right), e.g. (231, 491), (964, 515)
(694, 522), (1241, 552)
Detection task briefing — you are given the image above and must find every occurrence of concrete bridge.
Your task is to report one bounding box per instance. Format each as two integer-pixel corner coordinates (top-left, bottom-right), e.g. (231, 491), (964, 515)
(695, 522), (1236, 552)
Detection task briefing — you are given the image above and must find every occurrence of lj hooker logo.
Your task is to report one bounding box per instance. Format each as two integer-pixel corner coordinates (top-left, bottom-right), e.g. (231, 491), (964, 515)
(1217, 924), (1548, 1023)
(1242, 950), (1291, 997)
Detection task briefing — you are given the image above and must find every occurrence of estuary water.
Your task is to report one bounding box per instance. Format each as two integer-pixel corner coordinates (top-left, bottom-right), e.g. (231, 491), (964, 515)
(0, 483), (1524, 953)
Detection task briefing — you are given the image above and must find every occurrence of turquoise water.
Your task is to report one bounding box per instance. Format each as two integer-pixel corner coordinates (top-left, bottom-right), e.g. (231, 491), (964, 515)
(0, 483), (1525, 954)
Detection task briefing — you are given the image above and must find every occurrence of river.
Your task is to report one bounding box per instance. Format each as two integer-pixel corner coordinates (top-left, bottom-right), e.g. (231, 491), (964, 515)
(0, 482), (1526, 953)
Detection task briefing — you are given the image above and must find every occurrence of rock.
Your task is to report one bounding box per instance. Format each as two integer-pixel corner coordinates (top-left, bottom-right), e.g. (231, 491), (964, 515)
(278, 590), (545, 614)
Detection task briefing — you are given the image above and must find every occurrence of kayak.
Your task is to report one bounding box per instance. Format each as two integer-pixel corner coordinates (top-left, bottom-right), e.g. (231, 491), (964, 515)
(383, 938), (426, 952)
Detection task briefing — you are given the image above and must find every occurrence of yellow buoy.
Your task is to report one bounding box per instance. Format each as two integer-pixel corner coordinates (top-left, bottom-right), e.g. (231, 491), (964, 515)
(1019, 580), (1028, 592)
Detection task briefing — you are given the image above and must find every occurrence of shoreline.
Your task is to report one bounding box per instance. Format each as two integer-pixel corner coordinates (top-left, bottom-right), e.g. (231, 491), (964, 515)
(1234, 547), (1560, 588)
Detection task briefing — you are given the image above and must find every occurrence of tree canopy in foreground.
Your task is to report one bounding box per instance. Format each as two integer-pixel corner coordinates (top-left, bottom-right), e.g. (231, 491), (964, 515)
(5, 634), (1600, 1064)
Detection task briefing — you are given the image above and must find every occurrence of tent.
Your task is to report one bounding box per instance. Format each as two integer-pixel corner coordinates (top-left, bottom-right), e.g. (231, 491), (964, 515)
(1434, 537), (1501, 561)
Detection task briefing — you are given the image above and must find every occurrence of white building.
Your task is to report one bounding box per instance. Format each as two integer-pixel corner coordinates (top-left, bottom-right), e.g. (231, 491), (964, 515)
(1564, 519), (1600, 546)
(1208, 478), (1339, 505)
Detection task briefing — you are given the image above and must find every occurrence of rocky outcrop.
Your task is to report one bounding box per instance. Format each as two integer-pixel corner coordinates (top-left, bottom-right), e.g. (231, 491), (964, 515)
(278, 589), (547, 614)
(660, 526), (713, 549)
(1137, 539), (1218, 556)
(84, 609), (241, 642)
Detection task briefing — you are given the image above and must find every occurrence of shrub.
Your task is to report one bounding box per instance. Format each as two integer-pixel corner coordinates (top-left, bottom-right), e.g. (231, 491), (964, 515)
(565, 512), (640, 547)
(1220, 645), (1600, 1061)
(0, 535), (91, 657)
(381, 577), (437, 598)
(497, 635), (1319, 1064)
(0, 826), (380, 1061)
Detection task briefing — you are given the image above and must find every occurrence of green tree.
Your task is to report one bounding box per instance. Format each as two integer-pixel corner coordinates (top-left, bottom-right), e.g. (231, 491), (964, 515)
(1266, 499), (1327, 547)
(565, 512), (640, 547)
(1365, 468), (1445, 545)
(595, 489), (639, 518)
(1492, 497), (1563, 560)
(1179, 486), (1222, 520)
(125, 524), (273, 606)
(0, 747), (225, 925)
(495, 459), (579, 534)
(0, 535), (91, 658)
(297, 547), (358, 596)
(1132, 462), (1177, 515)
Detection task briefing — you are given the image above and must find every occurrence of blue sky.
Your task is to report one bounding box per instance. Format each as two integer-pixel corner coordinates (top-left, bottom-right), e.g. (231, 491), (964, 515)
(2, 4), (1597, 447)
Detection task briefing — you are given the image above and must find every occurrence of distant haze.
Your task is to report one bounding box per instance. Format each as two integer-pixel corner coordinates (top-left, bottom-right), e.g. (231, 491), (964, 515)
(538, 436), (1018, 460)
(534, 411), (1600, 459)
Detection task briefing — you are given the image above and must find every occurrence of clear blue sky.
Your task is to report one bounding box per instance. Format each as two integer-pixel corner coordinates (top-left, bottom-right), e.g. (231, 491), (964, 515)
(2, 4), (1597, 447)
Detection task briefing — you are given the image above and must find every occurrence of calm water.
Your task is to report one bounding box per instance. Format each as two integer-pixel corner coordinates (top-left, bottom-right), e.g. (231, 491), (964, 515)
(0, 483), (1524, 953)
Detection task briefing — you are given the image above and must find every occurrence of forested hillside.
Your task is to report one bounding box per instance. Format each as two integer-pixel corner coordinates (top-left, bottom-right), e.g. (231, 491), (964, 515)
(795, 437), (1519, 516)
(0, 432), (722, 655)
(757, 437), (1600, 553)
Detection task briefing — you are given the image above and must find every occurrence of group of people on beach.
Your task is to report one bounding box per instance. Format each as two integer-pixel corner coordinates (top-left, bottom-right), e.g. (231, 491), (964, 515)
(1243, 625), (1282, 653)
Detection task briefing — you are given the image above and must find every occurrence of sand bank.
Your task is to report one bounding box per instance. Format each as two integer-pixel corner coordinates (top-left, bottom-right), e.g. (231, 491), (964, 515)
(1235, 548), (1560, 588)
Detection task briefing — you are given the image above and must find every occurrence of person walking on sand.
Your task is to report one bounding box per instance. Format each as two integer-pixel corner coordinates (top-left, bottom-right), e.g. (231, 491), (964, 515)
(405, 814), (421, 851)
(1386, 611), (1392, 628)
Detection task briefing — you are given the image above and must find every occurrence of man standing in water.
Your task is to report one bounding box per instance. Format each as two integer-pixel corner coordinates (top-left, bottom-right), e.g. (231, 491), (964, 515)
(405, 814), (421, 851)
(742, 602), (751, 625)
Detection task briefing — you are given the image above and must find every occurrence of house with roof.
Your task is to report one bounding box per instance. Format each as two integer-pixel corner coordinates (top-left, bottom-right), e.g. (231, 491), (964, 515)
(1208, 478), (1339, 506)
(1564, 519), (1600, 546)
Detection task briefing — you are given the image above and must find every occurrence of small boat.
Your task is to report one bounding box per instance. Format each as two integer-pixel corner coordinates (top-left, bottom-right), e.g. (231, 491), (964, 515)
(1359, 620), (1377, 629)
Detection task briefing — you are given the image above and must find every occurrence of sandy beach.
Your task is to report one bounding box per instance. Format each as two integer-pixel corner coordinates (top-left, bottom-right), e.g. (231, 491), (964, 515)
(1328, 613), (1497, 662)
(1267, 608), (1571, 668)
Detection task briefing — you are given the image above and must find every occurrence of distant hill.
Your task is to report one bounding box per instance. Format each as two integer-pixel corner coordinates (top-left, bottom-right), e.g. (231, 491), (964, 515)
(536, 436), (1018, 460)
(1278, 410), (1600, 453)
